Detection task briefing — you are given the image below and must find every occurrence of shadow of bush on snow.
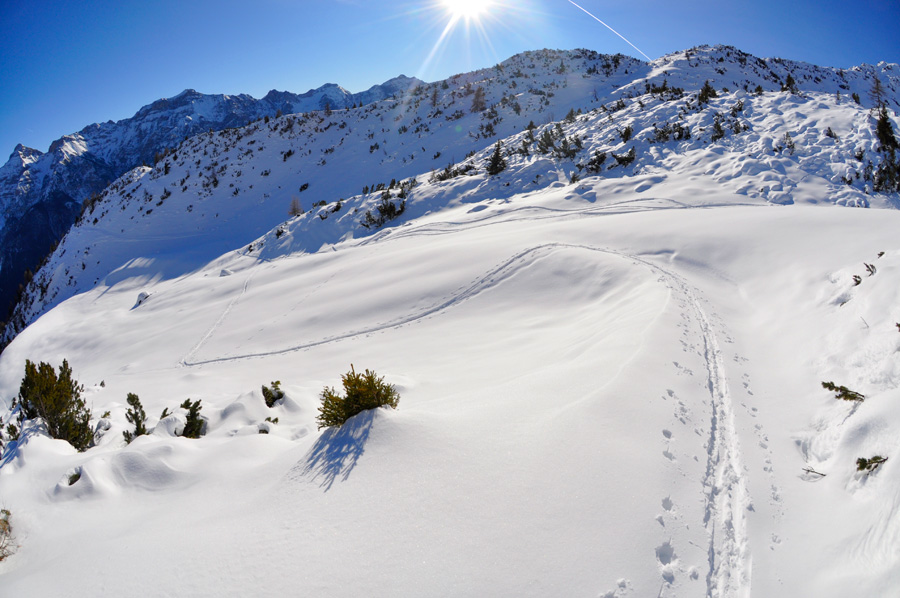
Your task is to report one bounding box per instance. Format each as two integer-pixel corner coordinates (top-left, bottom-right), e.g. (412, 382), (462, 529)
(298, 409), (375, 491)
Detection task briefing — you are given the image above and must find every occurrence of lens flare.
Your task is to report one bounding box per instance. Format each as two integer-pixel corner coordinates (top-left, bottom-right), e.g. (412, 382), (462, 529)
(441, 0), (491, 21)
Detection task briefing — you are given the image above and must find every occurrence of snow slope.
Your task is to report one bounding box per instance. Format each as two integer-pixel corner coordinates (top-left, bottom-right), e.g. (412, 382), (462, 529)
(1, 192), (898, 597)
(0, 46), (899, 597)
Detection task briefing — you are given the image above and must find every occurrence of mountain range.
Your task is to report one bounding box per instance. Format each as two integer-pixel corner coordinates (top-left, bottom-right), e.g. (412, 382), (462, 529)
(0, 74), (423, 320)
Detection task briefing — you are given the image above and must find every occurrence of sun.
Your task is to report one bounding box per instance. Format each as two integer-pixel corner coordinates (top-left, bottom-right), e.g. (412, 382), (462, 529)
(441, 0), (491, 21)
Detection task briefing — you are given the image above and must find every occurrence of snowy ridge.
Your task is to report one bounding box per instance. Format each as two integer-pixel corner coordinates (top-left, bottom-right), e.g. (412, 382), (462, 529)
(0, 75), (424, 316)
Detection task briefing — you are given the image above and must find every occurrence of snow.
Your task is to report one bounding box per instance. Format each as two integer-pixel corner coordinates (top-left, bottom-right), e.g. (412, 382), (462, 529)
(1, 45), (899, 596)
(2, 198), (898, 596)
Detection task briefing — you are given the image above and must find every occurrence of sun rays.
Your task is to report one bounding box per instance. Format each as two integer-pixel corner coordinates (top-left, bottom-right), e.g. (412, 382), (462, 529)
(440, 0), (492, 21)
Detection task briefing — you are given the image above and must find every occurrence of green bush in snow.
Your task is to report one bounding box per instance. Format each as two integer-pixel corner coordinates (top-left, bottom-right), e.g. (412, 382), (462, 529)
(821, 381), (865, 402)
(13, 360), (92, 451)
(262, 381), (284, 408)
(180, 399), (204, 439)
(316, 366), (399, 430)
(123, 393), (148, 444)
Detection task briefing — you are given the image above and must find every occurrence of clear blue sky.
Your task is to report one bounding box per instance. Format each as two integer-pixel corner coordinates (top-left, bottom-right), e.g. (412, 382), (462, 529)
(1, 0), (898, 158)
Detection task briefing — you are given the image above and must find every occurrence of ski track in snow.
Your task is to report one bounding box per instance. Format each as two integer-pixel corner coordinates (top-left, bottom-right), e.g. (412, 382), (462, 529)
(179, 269), (258, 368)
(620, 248), (753, 597)
(177, 203), (754, 595)
(659, 267), (752, 598)
(180, 199), (763, 367)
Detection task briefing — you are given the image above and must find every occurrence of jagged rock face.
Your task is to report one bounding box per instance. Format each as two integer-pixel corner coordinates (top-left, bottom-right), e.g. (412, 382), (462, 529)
(0, 77), (424, 316)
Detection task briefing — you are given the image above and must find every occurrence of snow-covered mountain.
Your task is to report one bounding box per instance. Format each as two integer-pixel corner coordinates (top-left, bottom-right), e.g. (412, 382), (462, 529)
(4, 46), (898, 347)
(1, 46), (899, 597)
(0, 75), (423, 319)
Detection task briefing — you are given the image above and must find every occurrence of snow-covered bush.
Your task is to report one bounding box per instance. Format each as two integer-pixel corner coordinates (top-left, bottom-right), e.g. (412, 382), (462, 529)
(0, 509), (13, 561)
(316, 366), (399, 430)
(262, 381), (284, 408)
(180, 399), (204, 439)
(486, 141), (507, 175)
(123, 393), (148, 444)
(821, 381), (865, 402)
(13, 360), (93, 451)
(856, 456), (887, 472)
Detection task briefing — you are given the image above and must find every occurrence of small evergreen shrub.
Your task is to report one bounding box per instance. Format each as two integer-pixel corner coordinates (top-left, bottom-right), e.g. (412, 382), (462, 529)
(584, 150), (607, 173)
(180, 399), (204, 439)
(486, 141), (507, 175)
(822, 381), (865, 402)
(856, 456), (887, 472)
(316, 366), (400, 430)
(262, 381), (284, 408)
(711, 116), (726, 141)
(779, 132), (796, 154)
(0, 509), (13, 561)
(123, 393), (148, 444)
(781, 74), (799, 94)
(471, 87), (486, 112)
(698, 80), (718, 104)
(361, 198), (406, 230)
(612, 147), (636, 167)
(13, 360), (93, 451)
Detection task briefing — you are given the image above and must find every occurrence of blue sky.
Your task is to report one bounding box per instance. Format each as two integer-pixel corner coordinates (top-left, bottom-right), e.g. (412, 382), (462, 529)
(1, 0), (898, 158)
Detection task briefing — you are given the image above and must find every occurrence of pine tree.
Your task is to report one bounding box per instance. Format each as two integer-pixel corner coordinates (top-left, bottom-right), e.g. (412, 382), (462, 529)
(869, 75), (888, 110)
(782, 74), (799, 94)
(486, 141), (507, 175)
(471, 87), (486, 113)
(698, 80), (718, 104)
(874, 105), (898, 152)
(123, 393), (147, 444)
(14, 360), (92, 451)
(873, 105), (900, 192)
(180, 399), (204, 438)
(288, 197), (304, 217)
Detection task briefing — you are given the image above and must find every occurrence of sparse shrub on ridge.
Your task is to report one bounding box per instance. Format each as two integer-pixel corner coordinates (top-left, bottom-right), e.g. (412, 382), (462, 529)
(13, 360), (93, 451)
(822, 381), (865, 402)
(486, 141), (507, 175)
(612, 147), (636, 167)
(856, 456), (887, 472)
(361, 198), (406, 230)
(583, 150), (607, 173)
(316, 365), (399, 430)
(262, 381), (284, 408)
(123, 393), (148, 444)
(0, 509), (13, 561)
(180, 399), (204, 439)
(698, 80), (718, 104)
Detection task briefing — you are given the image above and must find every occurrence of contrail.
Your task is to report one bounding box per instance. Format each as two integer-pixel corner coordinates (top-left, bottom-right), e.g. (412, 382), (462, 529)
(567, 0), (652, 61)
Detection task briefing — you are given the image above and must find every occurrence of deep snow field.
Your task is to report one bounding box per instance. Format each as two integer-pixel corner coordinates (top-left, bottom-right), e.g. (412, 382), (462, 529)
(1, 180), (898, 597)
